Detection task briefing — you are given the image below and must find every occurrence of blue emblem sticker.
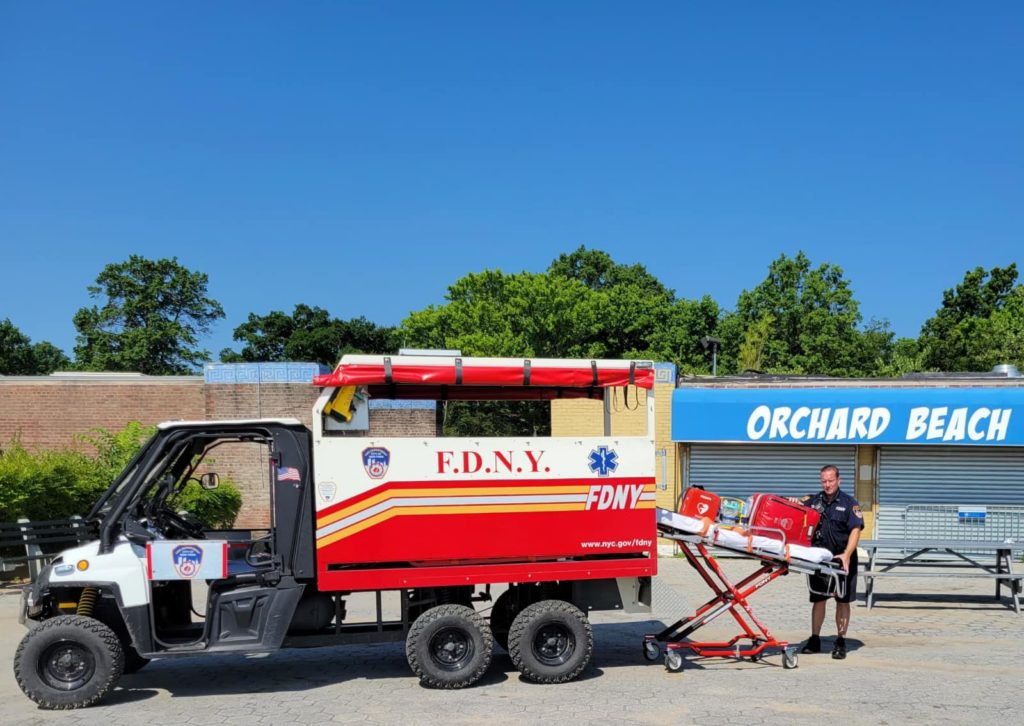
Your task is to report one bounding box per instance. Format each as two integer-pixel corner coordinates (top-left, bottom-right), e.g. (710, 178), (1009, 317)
(362, 447), (390, 480)
(588, 446), (619, 477)
(172, 544), (204, 579)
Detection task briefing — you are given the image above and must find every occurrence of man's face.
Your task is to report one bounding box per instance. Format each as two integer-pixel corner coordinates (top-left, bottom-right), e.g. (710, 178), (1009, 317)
(820, 469), (840, 497)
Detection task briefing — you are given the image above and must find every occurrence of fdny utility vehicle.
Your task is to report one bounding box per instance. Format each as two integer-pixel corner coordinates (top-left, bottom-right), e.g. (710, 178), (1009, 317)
(14, 354), (657, 708)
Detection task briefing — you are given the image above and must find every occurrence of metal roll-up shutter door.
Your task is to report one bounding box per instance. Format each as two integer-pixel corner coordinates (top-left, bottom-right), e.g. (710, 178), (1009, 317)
(877, 446), (1024, 541)
(687, 444), (856, 500)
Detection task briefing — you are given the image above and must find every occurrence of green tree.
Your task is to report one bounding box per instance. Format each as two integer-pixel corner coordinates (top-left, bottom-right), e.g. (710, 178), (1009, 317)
(222, 304), (397, 366)
(736, 313), (775, 373)
(646, 296), (721, 374)
(971, 285), (1024, 371)
(0, 319), (70, 374)
(918, 264), (1019, 372)
(73, 256), (225, 374)
(726, 251), (890, 376)
(548, 246), (676, 358)
(402, 269), (608, 358)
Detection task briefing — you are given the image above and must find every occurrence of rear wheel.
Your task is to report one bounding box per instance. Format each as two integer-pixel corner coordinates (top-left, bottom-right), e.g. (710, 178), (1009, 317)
(508, 600), (592, 684)
(14, 615), (124, 709)
(406, 604), (493, 689)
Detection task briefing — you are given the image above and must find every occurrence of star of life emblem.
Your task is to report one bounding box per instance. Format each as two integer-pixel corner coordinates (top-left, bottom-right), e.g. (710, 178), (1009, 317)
(587, 446), (619, 477)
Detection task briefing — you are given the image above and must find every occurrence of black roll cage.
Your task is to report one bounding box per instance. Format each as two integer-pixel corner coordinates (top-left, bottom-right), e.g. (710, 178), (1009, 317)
(96, 422), (296, 554)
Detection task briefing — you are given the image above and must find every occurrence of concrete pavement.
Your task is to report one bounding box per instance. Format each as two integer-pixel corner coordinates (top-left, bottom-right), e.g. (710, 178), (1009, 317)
(2, 555), (1021, 725)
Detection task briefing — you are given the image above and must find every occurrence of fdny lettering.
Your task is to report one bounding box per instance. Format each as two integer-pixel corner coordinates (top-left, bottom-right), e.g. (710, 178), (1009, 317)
(436, 449), (549, 474)
(585, 484), (645, 510)
(906, 407), (1011, 442)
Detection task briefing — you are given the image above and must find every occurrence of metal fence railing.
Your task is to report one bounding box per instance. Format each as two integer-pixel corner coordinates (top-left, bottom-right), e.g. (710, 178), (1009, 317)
(903, 504), (1024, 543)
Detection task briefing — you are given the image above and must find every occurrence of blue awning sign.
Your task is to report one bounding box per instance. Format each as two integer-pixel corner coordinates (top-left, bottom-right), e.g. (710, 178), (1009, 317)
(672, 387), (1024, 446)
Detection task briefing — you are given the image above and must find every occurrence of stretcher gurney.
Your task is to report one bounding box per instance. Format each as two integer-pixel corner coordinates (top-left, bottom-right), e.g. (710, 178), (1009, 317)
(643, 508), (846, 672)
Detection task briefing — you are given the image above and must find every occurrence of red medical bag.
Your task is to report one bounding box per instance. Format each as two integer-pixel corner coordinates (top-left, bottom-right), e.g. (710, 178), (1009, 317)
(679, 487), (721, 520)
(746, 493), (820, 546)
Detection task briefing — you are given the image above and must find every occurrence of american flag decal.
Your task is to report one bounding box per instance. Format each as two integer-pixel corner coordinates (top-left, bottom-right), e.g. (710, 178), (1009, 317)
(277, 466), (301, 482)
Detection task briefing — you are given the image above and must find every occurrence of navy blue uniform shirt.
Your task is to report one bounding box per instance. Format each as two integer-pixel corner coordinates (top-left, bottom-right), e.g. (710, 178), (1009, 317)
(800, 489), (864, 555)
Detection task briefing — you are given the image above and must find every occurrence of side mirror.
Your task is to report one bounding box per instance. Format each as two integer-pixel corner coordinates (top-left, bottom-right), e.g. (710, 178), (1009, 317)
(200, 472), (220, 491)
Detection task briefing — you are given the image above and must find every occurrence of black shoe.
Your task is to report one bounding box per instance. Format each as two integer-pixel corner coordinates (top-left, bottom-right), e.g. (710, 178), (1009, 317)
(800, 635), (821, 654)
(831, 637), (847, 660)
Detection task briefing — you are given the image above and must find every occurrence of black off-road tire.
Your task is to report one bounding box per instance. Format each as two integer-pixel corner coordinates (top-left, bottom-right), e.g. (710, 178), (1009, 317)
(14, 615), (125, 709)
(406, 604), (493, 689)
(508, 600), (593, 684)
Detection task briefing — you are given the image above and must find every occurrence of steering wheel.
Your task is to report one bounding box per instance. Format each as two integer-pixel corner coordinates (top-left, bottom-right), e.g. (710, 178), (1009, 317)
(158, 508), (206, 540)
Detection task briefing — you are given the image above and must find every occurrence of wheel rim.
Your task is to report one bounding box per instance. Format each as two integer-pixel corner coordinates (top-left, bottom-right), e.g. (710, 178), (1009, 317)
(39, 641), (96, 691)
(532, 623), (574, 666)
(429, 626), (474, 671)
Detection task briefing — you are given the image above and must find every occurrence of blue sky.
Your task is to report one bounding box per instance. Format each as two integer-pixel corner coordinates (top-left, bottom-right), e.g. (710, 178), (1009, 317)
(2, 2), (1021, 360)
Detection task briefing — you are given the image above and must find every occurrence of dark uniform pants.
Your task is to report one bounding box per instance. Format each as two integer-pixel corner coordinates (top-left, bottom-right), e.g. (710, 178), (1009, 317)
(809, 552), (858, 603)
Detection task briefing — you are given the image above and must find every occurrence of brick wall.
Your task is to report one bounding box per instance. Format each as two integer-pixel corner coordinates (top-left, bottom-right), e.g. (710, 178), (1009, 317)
(0, 374), (204, 452)
(0, 367), (442, 529)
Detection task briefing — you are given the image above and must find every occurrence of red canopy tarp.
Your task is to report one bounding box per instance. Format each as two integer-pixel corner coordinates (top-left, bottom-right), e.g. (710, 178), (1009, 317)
(313, 355), (654, 391)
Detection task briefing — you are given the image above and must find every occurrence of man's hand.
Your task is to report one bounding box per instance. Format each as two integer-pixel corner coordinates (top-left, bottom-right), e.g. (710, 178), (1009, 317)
(786, 497), (800, 504)
(836, 552), (851, 572)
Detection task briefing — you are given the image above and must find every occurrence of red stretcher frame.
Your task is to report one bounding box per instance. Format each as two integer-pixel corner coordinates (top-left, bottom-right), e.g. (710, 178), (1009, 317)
(643, 533), (843, 672)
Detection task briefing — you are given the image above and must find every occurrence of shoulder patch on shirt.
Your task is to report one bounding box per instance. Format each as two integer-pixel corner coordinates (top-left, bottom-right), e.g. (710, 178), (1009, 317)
(852, 505), (863, 519)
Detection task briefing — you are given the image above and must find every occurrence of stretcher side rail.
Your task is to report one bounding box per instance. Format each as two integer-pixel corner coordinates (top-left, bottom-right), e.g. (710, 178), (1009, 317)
(658, 529), (845, 579)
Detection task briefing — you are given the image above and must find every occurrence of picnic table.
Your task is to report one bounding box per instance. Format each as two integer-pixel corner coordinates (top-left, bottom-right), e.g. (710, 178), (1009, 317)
(859, 538), (1024, 613)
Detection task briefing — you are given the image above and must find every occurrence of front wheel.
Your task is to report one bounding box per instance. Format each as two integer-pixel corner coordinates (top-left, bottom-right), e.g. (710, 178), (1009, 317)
(508, 600), (593, 684)
(14, 615), (124, 709)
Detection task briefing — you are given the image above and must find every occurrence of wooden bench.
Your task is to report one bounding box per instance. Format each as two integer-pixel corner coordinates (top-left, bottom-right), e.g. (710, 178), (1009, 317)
(0, 518), (91, 582)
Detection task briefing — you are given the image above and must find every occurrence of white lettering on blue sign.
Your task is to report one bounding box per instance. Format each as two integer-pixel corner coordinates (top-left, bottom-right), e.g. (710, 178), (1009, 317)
(747, 406), (891, 441)
(671, 387), (1024, 445)
(906, 407), (1011, 442)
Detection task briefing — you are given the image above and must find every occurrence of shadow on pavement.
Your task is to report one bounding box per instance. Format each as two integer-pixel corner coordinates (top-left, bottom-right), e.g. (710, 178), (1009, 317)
(106, 620), (672, 700)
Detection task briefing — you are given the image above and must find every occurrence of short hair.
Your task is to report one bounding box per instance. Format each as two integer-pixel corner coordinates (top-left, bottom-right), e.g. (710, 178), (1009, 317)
(820, 464), (840, 479)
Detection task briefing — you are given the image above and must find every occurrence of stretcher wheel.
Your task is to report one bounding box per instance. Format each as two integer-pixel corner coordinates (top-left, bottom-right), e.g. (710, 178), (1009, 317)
(643, 640), (660, 662)
(665, 650), (684, 673)
(782, 649), (798, 670)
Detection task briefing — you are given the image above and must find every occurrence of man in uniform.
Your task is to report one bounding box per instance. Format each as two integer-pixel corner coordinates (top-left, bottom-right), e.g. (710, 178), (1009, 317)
(798, 464), (864, 660)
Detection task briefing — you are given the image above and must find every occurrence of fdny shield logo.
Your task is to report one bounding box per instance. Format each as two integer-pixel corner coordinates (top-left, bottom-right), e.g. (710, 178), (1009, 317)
(172, 544), (203, 579)
(362, 447), (390, 479)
